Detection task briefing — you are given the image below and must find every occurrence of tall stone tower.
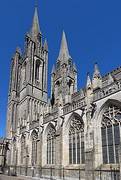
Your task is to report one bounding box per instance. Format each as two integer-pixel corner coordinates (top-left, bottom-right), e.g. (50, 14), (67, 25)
(51, 31), (77, 105)
(6, 7), (48, 139)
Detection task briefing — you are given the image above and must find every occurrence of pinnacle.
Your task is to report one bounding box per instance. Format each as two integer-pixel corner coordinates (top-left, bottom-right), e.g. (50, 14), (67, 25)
(93, 63), (101, 78)
(44, 39), (48, 51)
(86, 72), (92, 88)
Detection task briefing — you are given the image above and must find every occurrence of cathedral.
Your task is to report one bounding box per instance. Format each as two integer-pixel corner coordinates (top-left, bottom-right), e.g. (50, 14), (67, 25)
(6, 6), (121, 180)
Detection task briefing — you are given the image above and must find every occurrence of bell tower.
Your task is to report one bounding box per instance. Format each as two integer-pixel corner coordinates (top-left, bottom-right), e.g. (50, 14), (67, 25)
(23, 7), (48, 99)
(6, 6), (48, 138)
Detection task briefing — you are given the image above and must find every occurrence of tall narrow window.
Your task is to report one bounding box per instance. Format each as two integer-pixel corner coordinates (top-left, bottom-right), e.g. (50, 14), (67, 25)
(47, 125), (56, 164)
(21, 136), (25, 164)
(31, 131), (38, 165)
(101, 105), (121, 164)
(35, 60), (40, 81)
(22, 62), (26, 85)
(69, 113), (85, 164)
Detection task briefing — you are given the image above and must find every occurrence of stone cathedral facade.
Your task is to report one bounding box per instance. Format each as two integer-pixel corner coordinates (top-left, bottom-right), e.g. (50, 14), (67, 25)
(6, 6), (121, 180)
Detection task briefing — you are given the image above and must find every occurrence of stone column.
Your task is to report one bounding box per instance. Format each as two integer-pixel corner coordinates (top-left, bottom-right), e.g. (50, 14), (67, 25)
(85, 109), (95, 180)
(55, 127), (62, 179)
(55, 107), (63, 179)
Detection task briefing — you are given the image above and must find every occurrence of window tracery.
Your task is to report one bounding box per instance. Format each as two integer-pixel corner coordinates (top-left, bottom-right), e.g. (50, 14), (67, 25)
(31, 131), (38, 165)
(47, 125), (56, 164)
(69, 114), (85, 164)
(101, 105), (121, 164)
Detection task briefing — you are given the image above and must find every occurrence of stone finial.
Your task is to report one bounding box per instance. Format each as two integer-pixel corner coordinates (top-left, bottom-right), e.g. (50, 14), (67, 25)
(58, 31), (71, 63)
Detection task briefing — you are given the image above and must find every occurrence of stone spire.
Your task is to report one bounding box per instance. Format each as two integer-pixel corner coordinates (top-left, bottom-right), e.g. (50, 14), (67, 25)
(58, 31), (71, 63)
(31, 6), (41, 40)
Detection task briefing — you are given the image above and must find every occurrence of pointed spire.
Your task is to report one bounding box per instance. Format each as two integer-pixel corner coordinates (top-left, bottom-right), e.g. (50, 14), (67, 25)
(58, 31), (71, 62)
(86, 72), (92, 89)
(44, 39), (48, 51)
(31, 6), (41, 40)
(93, 63), (101, 79)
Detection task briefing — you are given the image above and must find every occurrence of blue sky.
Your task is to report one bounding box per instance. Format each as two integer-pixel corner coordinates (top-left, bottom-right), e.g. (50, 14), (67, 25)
(1, 0), (121, 137)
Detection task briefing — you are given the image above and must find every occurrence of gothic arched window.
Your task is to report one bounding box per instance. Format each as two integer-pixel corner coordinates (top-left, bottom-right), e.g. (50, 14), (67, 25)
(35, 60), (40, 81)
(21, 136), (25, 164)
(101, 105), (121, 164)
(47, 125), (56, 164)
(31, 131), (38, 165)
(69, 114), (85, 164)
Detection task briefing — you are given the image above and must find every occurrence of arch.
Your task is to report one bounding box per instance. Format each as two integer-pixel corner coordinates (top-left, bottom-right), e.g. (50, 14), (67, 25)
(65, 112), (85, 165)
(31, 129), (38, 140)
(44, 122), (56, 137)
(65, 112), (84, 131)
(31, 130), (38, 165)
(98, 99), (121, 117)
(44, 123), (56, 165)
(98, 99), (121, 165)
